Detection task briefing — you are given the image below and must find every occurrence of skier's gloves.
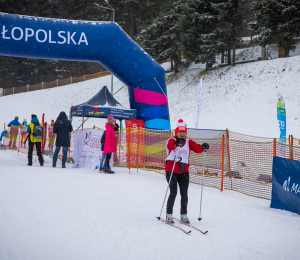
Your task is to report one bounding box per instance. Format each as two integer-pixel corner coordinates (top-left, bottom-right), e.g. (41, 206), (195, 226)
(202, 143), (209, 151)
(175, 137), (184, 147)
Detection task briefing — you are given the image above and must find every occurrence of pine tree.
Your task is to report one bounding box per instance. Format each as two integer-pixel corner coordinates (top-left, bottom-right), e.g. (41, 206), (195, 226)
(214, 0), (244, 65)
(139, 7), (182, 73)
(249, 0), (300, 57)
(175, 0), (222, 70)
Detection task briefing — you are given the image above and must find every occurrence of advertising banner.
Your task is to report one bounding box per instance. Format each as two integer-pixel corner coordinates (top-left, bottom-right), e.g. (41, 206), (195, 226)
(277, 92), (286, 143)
(73, 129), (104, 169)
(271, 156), (300, 215)
(126, 120), (145, 168)
(195, 78), (203, 129)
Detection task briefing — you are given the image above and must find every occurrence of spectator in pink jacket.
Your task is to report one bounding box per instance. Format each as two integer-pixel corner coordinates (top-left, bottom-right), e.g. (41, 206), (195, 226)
(103, 115), (117, 174)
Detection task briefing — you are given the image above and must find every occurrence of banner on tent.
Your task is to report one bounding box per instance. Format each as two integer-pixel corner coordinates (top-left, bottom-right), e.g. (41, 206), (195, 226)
(270, 156), (300, 215)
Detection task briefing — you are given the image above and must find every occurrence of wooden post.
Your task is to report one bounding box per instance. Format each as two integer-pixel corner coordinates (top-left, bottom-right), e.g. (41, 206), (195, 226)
(71, 77), (72, 84)
(84, 75), (86, 81)
(42, 82), (44, 90)
(56, 79), (58, 87)
(273, 138), (277, 157)
(13, 87), (14, 94)
(27, 84), (29, 92)
(221, 135), (224, 192)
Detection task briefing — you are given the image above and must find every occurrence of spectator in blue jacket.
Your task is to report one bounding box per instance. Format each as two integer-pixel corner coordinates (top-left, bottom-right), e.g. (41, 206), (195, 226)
(7, 116), (20, 149)
(7, 116), (21, 127)
(0, 129), (7, 142)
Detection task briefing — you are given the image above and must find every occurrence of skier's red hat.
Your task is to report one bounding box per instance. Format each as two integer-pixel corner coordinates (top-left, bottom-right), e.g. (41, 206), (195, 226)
(175, 119), (187, 134)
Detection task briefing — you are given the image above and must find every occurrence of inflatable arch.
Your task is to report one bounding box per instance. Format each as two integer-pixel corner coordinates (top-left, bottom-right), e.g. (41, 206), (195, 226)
(0, 12), (170, 130)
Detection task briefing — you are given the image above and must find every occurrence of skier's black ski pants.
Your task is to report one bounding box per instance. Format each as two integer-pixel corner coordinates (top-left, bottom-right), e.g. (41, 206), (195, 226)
(28, 140), (43, 165)
(166, 172), (189, 215)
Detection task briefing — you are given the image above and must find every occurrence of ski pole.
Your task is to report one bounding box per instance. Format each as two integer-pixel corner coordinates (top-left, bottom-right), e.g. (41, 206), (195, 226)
(157, 146), (181, 220)
(198, 150), (207, 221)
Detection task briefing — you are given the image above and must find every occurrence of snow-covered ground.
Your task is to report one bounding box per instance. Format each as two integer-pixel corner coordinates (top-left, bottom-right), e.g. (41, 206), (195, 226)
(0, 55), (300, 139)
(1, 50), (300, 259)
(1, 151), (300, 260)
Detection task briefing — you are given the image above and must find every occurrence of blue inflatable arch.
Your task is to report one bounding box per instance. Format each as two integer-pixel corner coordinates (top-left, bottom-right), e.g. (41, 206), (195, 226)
(0, 12), (170, 130)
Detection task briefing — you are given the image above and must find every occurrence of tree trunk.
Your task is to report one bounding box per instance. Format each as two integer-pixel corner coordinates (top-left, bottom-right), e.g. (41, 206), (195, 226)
(261, 47), (266, 60)
(205, 56), (209, 71)
(171, 59), (173, 71)
(232, 42), (236, 66)
(221, 50), (224, 64)
(174, 59), (179, 74)
(227, 48), (231, 65)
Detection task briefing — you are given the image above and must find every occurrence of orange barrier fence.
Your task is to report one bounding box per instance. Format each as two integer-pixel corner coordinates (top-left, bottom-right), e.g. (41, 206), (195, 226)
(2, 126), (300, 200)
(2, 71), (112, 96)
(2, 124), (74, 163)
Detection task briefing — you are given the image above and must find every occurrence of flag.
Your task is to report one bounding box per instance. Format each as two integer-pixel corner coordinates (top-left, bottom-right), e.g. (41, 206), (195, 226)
(195, 78), (203, 128)
(277, 92), (286, 143)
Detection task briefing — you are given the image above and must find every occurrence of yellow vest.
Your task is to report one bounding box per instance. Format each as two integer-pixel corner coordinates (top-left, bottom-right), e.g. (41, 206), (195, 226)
(29, 123), (42, 143)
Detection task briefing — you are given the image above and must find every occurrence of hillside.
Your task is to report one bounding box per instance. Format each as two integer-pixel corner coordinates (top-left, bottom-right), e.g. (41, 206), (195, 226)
(0, 55), (300, 138)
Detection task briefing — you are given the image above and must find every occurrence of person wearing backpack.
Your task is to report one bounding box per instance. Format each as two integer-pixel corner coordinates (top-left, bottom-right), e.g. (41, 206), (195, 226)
(24, 114), (44, 166)
(52, 111), (73, 168)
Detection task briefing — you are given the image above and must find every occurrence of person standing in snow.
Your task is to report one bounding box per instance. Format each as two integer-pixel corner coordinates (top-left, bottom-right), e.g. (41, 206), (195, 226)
(99, 130), (106, 172)
(7, 116), (20, 149)
(24, 114), (44, 166)
(103, 115), (117, 174)
(52, 112), (73, 168)
(20, 119), (28, 148)
(165, 119), (208, 224)
(48, 120), (56, 153)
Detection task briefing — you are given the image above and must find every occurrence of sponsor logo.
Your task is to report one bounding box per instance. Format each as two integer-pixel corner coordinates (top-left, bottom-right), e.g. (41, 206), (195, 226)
(283, 177), (300, 194)
(88, 107), (104, 116)
(1, 25), (88, 45)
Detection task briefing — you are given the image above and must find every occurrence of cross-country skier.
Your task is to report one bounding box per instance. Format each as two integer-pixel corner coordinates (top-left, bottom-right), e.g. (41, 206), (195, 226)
(165, 119), (208, 224)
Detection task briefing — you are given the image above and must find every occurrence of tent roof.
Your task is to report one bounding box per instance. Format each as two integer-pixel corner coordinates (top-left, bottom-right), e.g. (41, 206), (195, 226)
(71, 86), (137, 120)
(77, 85), (129, 109)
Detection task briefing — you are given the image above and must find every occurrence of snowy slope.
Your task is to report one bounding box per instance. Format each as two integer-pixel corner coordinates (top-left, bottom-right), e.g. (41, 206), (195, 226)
(1, 151), (300, 260)
(0, 55), (300, 138)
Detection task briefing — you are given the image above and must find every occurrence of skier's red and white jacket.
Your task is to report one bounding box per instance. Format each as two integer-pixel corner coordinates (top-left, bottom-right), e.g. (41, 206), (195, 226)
(165, 136), (204, 174)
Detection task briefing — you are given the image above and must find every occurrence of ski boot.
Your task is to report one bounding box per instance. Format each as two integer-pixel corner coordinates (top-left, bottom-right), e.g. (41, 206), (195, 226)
(180, 214), (190, 224)
(52, 162), (56, 168)
(62, 164), (66, 168)
(166, 214), (174, 223)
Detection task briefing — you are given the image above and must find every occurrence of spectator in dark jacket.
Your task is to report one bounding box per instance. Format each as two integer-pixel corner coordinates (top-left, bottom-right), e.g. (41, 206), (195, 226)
(52, 111), (73, 168)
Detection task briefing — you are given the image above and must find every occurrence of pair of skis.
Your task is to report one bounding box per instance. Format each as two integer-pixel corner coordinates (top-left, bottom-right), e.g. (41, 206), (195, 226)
(157, 217), (208, 235)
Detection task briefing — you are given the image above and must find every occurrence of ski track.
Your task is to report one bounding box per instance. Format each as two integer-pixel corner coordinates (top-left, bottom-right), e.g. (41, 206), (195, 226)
(0, 151), (300, 260)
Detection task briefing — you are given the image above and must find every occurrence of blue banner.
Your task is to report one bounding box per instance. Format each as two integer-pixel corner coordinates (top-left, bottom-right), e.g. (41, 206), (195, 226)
(0, 12), (170, 130)
(277, 92), (286, 142)
(271, 156), (300, 215)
